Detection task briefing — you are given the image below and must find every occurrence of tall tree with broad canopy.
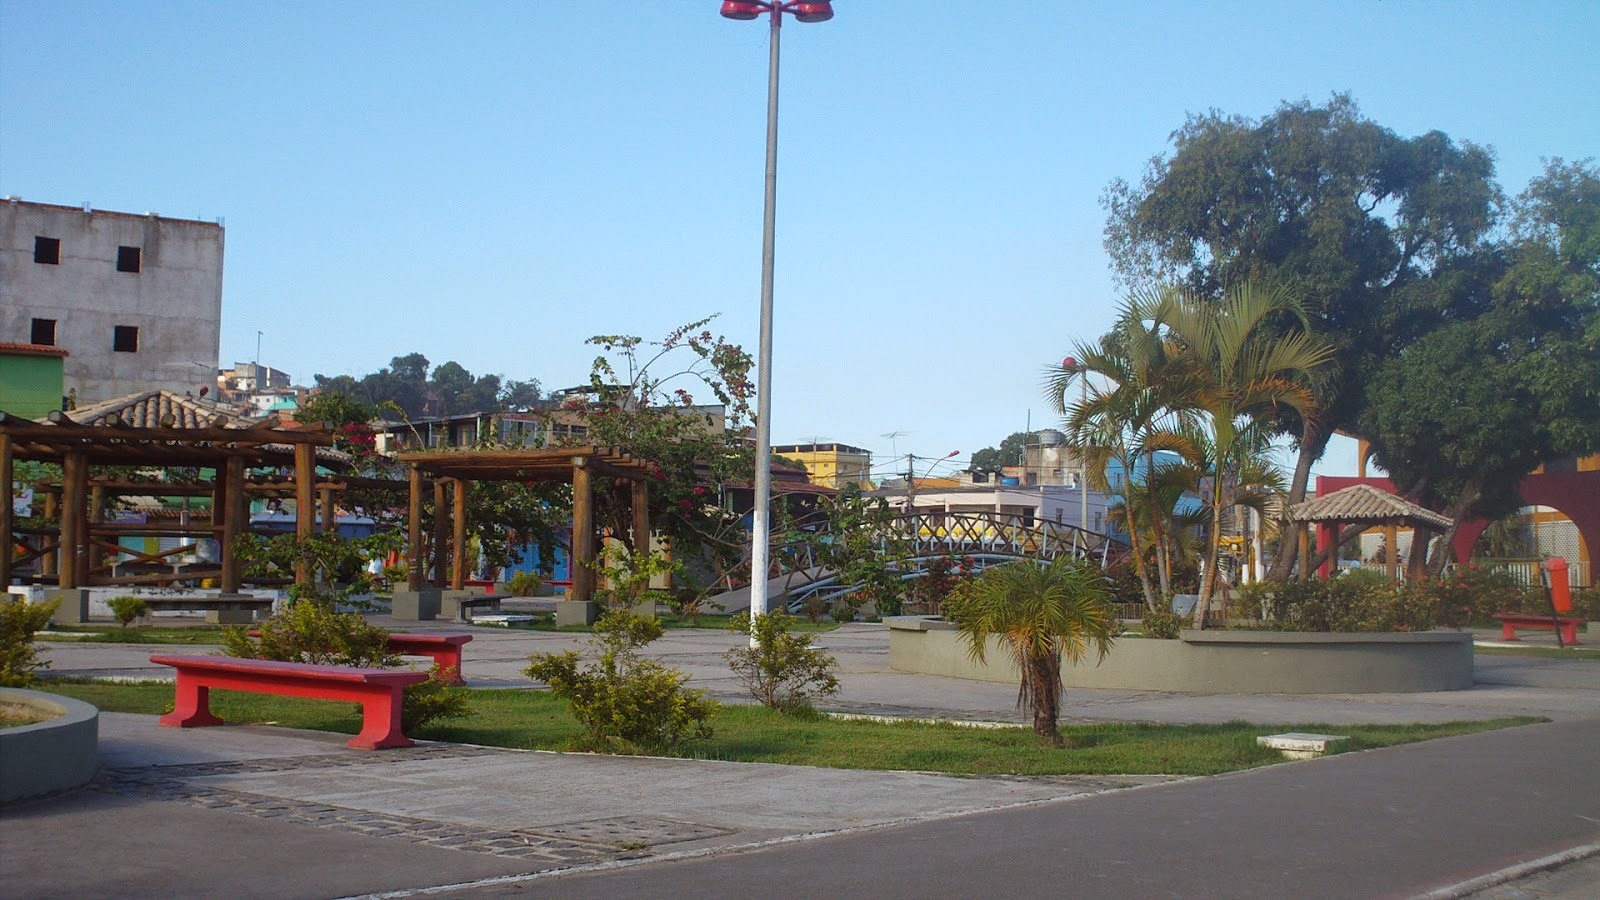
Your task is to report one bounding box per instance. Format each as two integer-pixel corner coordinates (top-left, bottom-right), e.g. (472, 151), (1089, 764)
(970, 432), (1036, 474)
(1102, 94), (1500, 580)
(1361, 159), (1600, 570)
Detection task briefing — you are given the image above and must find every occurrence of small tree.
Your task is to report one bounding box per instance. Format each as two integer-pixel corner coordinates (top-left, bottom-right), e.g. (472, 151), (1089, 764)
(107, 595), (150, 629)
(592, 545), (683, 612)
(946, 558), (1118, 743)
(524, 611), (716, 754)
(724, 612), (840, 712)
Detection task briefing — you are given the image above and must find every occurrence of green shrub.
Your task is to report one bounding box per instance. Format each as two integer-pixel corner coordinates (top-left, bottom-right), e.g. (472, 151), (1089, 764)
(1573, 584), (1600, 621)
(1410, 565), (1533, 627)
(223, 600), (472, 734)
(223, 600), (395, 667)
(508, 571), (542, 598)
(107, 595), (150, 629)
(401, 665), (476, 733)
(0, 598), (60, 687)
(1140, 608), (1185, 639)
(524, 610), (716, 754)
(724, 612), (840, 711)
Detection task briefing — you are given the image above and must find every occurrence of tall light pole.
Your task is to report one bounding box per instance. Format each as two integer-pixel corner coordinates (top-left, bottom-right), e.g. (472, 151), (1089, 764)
(1063, 357), (1089, 532)
(720, 1), (833, 643)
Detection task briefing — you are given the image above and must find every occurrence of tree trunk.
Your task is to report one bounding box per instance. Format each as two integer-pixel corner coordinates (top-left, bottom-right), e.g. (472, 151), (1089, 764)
(1267, 427), (1330, 581)
(1028, 653), (1062, 742)
(1426, 481), (1482, 576)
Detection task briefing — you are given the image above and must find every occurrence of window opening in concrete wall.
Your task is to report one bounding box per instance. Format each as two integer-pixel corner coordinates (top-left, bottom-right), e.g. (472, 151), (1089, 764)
(34, 236), (61, 264)
(31, 318), (57, 346)
(117, 246), (142, 273)
(113, 325), (140, 353)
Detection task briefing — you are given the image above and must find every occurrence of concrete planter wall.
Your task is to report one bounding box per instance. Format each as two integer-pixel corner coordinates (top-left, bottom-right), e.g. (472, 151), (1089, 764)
(0, 689), (99, 803)
(887, 616), (1474, 693)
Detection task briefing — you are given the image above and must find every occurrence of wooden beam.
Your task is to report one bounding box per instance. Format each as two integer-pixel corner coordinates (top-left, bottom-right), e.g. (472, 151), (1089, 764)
(571, 459), (595, 603)
(407, 465), (424, 591)
(451, 478), (468, 591)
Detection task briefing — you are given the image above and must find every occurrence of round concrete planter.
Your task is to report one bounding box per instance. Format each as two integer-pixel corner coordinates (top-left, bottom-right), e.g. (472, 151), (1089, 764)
(887, 616), (1474, 693)
(0, 689), (100, 803)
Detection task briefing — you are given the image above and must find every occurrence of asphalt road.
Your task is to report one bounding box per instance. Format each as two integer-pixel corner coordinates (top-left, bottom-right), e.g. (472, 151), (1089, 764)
(490, 719), (1600, 899)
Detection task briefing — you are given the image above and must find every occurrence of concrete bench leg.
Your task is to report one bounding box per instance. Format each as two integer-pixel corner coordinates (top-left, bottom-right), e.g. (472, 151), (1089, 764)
(159, 680), (226, 728)
(350, 689), (412, 750)
(1500, 622), (1520, 641)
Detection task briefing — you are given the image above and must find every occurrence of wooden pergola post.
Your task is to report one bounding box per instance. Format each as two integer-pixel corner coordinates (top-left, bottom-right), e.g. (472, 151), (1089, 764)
(1297, 524), (1311, 579)
(1385, 524), (1399, 579)
(59, 452), (87, 588)
(220, 456), (247, 592)
(294, 443), (316, 586)
(320, 486), (337, 534)
(431, 479), (448, 588)
(0, 434), (12, 588)
(88, 483), (106, 575)
(40, 489), (57, 578)
(631, 478), (650, 555)
(407, 465), (424, 590)
(571, 458), (594, 603)
(451, 477), (468, 590)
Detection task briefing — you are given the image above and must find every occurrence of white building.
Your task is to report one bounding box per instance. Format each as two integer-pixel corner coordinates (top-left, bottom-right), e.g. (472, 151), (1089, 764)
(0, 199), (224, 404)
(877, 482), (1115, 535)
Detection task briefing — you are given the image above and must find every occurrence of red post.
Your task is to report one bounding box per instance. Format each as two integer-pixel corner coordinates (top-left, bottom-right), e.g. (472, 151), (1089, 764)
(1545, 558), (1572, 612)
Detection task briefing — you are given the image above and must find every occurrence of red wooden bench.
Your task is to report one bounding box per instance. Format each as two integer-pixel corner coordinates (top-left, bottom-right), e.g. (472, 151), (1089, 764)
(385, 634), (473, 685)
(149, 654), (431, 750)
(247, 632), (474, 686)
(1491, 614), (1585, 645)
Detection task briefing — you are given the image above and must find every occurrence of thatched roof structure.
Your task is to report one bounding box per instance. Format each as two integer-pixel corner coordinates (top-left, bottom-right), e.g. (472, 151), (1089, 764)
(1290, 483), (1452, 530)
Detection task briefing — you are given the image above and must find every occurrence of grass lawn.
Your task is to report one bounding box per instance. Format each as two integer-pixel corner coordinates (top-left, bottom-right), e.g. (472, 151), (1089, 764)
(35, 625), (226, 645)
(37, 680), (1540, 777)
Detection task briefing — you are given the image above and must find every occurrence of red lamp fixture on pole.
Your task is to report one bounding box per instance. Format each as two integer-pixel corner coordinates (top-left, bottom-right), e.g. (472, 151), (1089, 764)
(719, 0), (833, 644)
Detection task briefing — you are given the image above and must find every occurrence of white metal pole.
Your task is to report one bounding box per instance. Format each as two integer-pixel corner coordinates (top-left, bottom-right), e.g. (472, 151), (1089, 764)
(748, 9), (782, 647)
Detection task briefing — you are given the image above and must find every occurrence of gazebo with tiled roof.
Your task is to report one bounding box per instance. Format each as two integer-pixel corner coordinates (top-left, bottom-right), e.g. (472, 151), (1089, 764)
(0, 389), (338, 592)
(1289, 483), (1453, 579)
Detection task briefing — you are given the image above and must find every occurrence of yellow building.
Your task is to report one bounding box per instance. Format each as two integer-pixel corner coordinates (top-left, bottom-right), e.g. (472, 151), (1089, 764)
(772, 443), (872, 490)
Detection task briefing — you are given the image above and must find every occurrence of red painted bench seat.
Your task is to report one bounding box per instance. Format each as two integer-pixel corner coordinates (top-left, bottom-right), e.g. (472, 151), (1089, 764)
(385, 634), (473, 685)
(149, 654), (431, 750)
(245, 632), (474, 686)
(1491, 614), (1585, 646)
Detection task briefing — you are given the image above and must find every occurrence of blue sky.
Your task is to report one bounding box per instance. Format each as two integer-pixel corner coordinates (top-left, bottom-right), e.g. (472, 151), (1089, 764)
(3, 1), (1596, 482)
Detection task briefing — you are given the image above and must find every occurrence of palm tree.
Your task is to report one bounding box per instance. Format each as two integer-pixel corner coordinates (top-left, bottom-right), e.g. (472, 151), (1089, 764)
(1051, 297), (1196, 608)
(1143, 281), (1333, 626)
(949, 557), (1118, 743)
(1163, 418), (1288, 614)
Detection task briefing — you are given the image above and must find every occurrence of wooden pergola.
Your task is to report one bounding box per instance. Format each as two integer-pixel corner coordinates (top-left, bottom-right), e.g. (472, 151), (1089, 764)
(396, 446), (653, 603)
(1, 391), (339, 592)
(1289, 483), (1453, 579)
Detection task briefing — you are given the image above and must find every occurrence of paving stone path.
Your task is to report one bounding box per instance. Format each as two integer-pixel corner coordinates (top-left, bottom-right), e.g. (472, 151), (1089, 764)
(89, 746), (643, 871)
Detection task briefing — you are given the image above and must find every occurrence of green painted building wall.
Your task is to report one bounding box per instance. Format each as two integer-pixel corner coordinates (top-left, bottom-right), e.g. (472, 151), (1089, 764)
(0, 351), (66, 420)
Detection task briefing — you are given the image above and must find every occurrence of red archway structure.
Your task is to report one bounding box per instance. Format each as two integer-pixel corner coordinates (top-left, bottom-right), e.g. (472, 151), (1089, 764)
(1316, 474), (1599, 586)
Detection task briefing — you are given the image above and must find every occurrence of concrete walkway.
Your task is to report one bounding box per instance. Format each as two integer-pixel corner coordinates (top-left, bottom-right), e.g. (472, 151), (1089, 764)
(3, 619), (1597, 897)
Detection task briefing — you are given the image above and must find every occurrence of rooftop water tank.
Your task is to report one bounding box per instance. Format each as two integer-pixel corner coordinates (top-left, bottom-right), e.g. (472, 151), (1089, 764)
(1036, 428), (1065, 446)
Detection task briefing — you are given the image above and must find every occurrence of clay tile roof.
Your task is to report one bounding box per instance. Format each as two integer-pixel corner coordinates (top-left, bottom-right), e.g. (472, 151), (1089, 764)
(1290, 483), (1452, 529)
(0, 342), (69, 357)
(64, 389), (262, 428)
